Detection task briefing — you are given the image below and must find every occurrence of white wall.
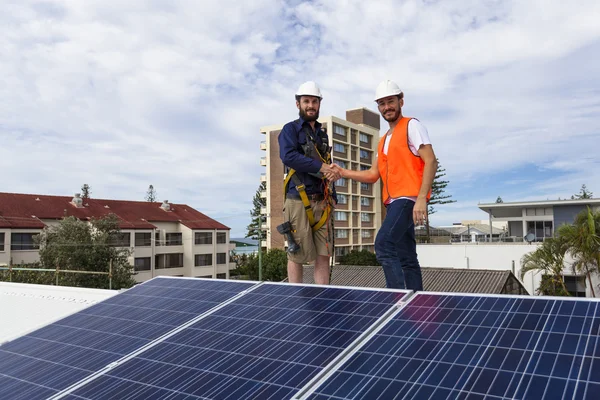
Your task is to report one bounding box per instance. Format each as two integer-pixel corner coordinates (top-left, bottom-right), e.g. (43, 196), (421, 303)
(417, 244), (541, 296)
(417, 244), (600, 297)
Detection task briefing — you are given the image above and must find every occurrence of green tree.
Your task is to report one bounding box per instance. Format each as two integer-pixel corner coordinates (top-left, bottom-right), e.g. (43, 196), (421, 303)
(520, 237), (570, 296)
(426, 159), (456, 240)
(557, 206), (600, 297)
(81, 184), (91, 199)
(338, 249), (380, 266)
(34, 214), (136, 289)
(230, 248), (287, 282)
(246, 181), (266, 241)
(428, 160), (456, 215)
(145, 185), (157, 202)
(262, 249), (288, 282)
(571, 184), (593, 200)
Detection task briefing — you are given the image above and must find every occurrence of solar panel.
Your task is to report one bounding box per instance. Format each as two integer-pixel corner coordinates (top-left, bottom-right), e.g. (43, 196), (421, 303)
(300, 293), (600, 400)
(61, 283), (410, 400)
(0, 277), (255, 400)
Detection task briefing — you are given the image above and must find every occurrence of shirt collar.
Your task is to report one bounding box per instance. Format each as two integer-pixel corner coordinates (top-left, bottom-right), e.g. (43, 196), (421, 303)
(296, 116), (322, 130)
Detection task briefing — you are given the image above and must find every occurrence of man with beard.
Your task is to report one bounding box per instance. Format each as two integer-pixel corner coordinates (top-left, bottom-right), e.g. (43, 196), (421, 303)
(278, 81), (340, 284)
(331, 80), (438, 290)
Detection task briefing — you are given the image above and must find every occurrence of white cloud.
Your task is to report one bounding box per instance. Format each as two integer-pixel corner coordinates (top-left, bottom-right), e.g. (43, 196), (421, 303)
(1, 0), (599, 235)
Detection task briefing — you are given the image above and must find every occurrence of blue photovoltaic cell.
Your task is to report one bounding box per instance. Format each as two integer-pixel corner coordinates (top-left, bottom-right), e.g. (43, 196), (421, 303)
(307, 293), (600, 400)
(67, 283), (409, 400)
(0, 277), (254, 400)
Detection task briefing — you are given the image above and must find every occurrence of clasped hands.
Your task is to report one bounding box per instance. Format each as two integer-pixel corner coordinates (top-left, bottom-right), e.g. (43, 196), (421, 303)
(320, 163), (344, 181)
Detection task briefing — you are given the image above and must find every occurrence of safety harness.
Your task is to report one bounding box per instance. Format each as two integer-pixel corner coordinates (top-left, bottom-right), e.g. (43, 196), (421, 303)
(283, 122), (334, 232)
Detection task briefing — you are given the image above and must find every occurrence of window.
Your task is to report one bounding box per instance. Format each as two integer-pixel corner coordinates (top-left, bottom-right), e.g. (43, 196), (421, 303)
(361, 197), (371, 206)
(359, 133), (369, 143)
(155, 231), (161, 246)
(217, 232), (227, 244)
(361, 183), (370, 190)
(195, 254), (213, 266)
(333, 124), (346, 137)
(526, 221), (553, 241)
(155, 253), (183, 269)
(335, 247), (349, 257)
(0, 233), (4, 251)
(216, 273), (227, 279)
(195, 232), (212, 245)
(360, 150), (369, 159)
(360, 165), (370, 171)
(166, 232), (182, 246)
(109, 233), (131, 247)
(361, 230), (372, 238)
(564, 275), (586, 297)
(335, 212), (348, 221)
(134, 257), (151, 272)
(333, 143), (346, 153)
(334, 160), (346, 168)
(335, 229), (348, 239)
(135, 233), (152, 247)
(217, 253), (227, 264)
(336, 178), (347, 187)
(337, 194), (347, 205)
(361, 213), (372, 222)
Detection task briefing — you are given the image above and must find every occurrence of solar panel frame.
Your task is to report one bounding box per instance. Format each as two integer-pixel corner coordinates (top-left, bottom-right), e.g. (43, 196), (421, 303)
(0, 276), (259, 400)
(54, 281), (412, 400)
(296, 291), (600, 400)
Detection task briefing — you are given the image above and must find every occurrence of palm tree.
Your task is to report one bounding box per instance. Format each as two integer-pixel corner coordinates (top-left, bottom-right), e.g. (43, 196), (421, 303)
(558, 206), (600, 297)
(520, 237), (570, 296)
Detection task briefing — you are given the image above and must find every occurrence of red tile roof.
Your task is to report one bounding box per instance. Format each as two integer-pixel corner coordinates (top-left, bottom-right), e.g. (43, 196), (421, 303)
(0, 192), (229, 230)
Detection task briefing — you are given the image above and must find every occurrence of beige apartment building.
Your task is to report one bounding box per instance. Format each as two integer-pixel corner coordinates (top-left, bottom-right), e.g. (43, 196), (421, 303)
(260, 108), (383, 259)
(0, 192), (235, 283)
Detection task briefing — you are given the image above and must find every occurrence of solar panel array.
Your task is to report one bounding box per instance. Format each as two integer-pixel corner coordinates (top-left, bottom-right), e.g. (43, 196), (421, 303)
(1, 277), (600, 400)
(302, 293), (600, 400)
(0, 278), (255, 400)
(66, 283), (409, 400)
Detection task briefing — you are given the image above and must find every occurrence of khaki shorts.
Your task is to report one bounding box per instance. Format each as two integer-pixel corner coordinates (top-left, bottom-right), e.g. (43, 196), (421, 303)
(283, 198), (333, 264)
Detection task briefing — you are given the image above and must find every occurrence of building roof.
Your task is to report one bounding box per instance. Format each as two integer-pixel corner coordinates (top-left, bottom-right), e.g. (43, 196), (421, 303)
(0, 282), (118, 344)
(479, 198), (600, 209)
(440, 224), (505, 236)
(0, 192), (229, 230)
(230, 238), (258, 246)
(299, 265), (526, 294)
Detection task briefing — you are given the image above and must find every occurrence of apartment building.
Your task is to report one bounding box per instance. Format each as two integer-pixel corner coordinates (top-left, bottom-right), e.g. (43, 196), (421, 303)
(0, 192), (235, 282)
(260, 108), (383, 259)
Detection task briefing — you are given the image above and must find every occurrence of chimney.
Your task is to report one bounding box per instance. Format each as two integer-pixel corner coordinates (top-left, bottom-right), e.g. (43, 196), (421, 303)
(71, 193), (84, 208)
(160, 200), (171, 212)
(346, 108), (380, 130)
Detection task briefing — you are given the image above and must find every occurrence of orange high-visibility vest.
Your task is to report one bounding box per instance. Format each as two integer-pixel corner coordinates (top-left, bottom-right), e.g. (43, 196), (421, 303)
(377, 117), (431, 204)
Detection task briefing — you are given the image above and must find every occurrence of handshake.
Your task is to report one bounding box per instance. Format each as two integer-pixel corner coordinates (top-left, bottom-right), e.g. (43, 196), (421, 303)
(320, 163), (344, 181)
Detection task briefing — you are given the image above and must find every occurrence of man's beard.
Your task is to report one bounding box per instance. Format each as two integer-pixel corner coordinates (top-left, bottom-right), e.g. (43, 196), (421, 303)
(382, 108), (401, 122)
(300, 108), (320, 122)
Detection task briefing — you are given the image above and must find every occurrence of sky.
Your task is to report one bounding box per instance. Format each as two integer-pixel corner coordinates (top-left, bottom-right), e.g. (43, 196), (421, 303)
(1, 0), (599, 237)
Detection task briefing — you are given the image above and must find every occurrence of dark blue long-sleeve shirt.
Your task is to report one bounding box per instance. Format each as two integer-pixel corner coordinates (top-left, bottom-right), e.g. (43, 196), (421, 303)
(279, 117), (329, 197)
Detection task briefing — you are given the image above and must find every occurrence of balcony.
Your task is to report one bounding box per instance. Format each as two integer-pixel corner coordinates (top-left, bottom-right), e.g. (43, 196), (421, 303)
(260, 173), (267, 182)
(261, 223), (268, 229)
(260, 157), (267, 166)
(260, 206), (267, 214)
(260, 141), (267, 150)
(260, 190), (267, 199)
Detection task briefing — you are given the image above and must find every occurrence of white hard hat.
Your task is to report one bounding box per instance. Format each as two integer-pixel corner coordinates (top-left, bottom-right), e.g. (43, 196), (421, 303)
(374, 80), (402, 102)
(295, 81), (323, 99)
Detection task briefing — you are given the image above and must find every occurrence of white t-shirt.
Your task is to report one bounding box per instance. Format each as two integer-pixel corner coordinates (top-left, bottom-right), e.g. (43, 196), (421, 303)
(381, 118), (431, 203)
